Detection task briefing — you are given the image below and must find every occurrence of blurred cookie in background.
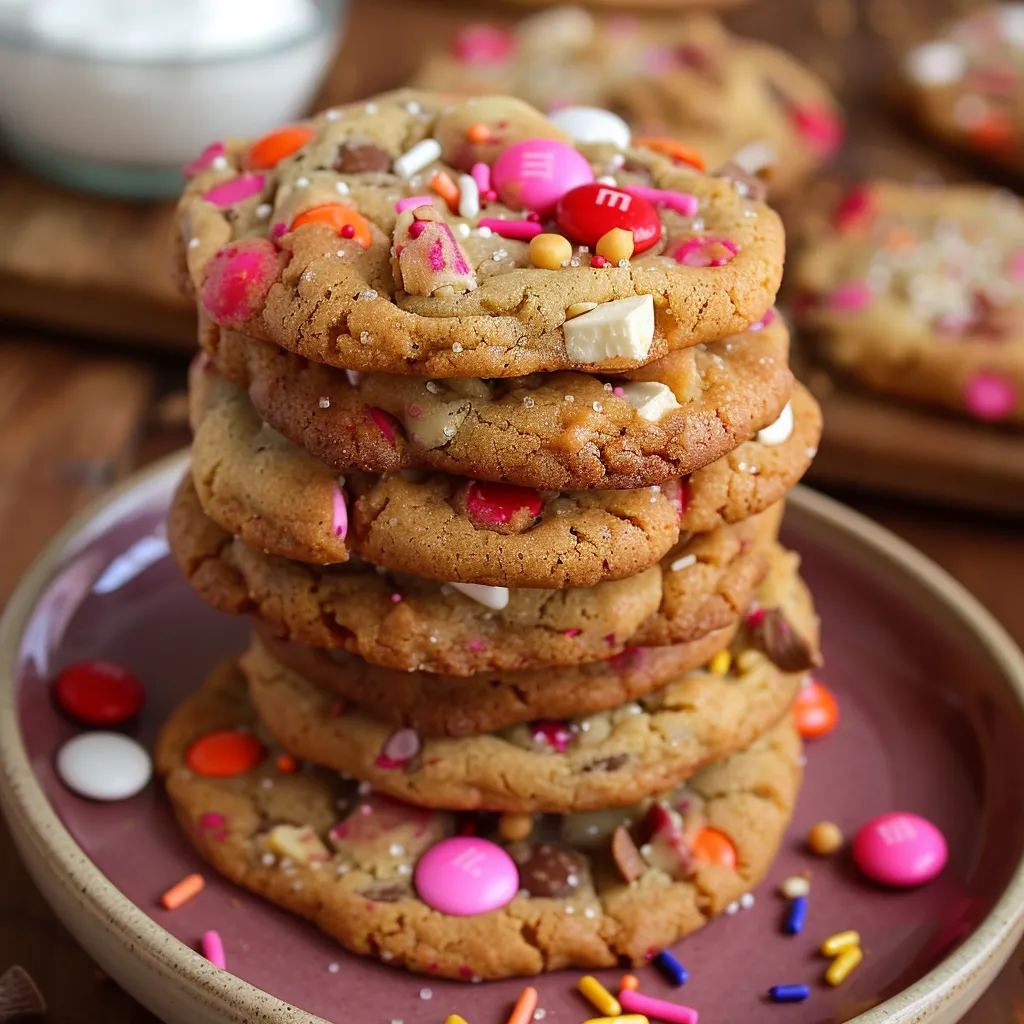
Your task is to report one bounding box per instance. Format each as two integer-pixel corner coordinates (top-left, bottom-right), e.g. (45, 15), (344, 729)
(414, 7), (842, 197)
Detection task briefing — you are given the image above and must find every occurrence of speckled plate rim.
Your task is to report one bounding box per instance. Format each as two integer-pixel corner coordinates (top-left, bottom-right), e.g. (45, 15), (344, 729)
(1, 449), (1024, 1024)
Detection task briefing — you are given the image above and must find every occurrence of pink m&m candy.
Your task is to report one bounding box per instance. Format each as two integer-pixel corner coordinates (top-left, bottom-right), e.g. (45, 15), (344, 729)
(451, 23), (515, 65)
(852, 812), (947, 887)
(964, 371), (1016, 421)
(201, 238), (288, 328)
(556, 183), (662, 253)
(493, 139), (593, 216)
(415, 837), (519, 915)
(201, 173), (265, 207)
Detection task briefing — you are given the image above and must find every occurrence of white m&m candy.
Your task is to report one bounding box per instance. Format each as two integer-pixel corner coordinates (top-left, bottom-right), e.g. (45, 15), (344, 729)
(56, 732), (152, 801)
(548, 106), (631, 149)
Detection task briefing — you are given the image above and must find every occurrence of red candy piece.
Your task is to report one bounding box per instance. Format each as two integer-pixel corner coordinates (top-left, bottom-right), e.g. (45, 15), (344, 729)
(555, 183), (662, 253)
(793, 679), (839, 738)
(186, 730), (266, 777)
(450, 23), (515, 64)
(833, 185), (874, 231)
(465, 481), (542, 527)
(54, 660), (144, 726)
(201, 238), (288, 329)
(691, 827), (738, 869)
(530, 720), (572, 752)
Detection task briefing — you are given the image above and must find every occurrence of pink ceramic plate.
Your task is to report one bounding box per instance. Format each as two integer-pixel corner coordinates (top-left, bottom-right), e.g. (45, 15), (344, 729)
(2, 451), (1024, 1024)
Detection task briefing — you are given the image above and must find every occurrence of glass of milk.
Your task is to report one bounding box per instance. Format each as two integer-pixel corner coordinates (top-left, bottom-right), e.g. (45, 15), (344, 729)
(0, 0), (347, 198)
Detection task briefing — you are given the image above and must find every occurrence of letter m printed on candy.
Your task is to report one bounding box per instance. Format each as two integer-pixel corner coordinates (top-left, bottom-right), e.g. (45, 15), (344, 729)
(595, 187), (633, 211)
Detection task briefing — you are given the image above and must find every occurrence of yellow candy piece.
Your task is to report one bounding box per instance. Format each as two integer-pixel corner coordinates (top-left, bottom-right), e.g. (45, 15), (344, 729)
(445, 1017), (469, 1024)
(596, 227), (635, 264)
(821, 930), (860, 956)
(498, 812), (534, 842)
(529, 232), (573, 270)
(582, 1018), (649, 1024)
(825, 945), (863, 986)
(578, 976), (621, 1017)
(708, 650), (731, 676)
(807, 820), (844, 856)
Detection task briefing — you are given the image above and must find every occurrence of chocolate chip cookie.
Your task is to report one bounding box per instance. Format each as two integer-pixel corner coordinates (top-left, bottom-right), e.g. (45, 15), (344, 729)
(177, 89), (785, 378)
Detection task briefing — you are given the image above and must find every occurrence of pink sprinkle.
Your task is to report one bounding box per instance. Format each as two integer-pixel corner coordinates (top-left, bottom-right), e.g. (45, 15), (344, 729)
(620, 988), (698, 1024)
(833, 185), (874, 230)
(450, 23), (514, 64)
(1007, 251), (1024, 283)
(391, 592), (402, 604)
(484, 189), (498, 202)
(368, 408), (396, 446)
(673, 237), (738, 268)
(530, 720), (572, 753)
(748, 307), (776, 332)
(526, 212), (541, 222)
(964, 371), (1016, 421)
(202, 173), (265, 207)
(564, 628), (582, 638)
(478, 217), (542, 240)
(747, 606), (766, 627)
(331, 482), (348, 540)
(199, 812), (225, 830)
(201, 930), (226, 970)
(271, 221), (288, 239)
(613, 386), (626, 397)
(624, 185), (700, 217)
(471, 162), (491, 196)
(184, 141), (226, 178)
(396, 195), (435, 213)
(427, 236), (446, 271)
(792, 104), (843, 155)
(828, 281), (872, 312)
(467, 639), (487, 652)
(605, 633), (616, 645)
(591, 255), (609, 268)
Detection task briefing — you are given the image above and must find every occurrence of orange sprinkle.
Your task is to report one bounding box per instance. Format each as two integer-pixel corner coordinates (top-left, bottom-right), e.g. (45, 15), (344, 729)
(431, 171), (461, 213)
(506, 985), (538, 1024)
(246, 125), (316, 170)
(793, 679), (839, 738)
(691, 827), (738, 869)
(467, 122), (492, 144)
(186, 730), (266, 778)
(620, 974), (640, 992)
(160, 872), (205, 910)
(634, 137), (706, 171)
(969, 113), (1014, 151)
(291, 203), (372, 250)
(276, 754), (297, 774)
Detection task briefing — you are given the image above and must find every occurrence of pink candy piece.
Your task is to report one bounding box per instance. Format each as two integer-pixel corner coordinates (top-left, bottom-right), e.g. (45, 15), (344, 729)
(608, 646), (643, 670)
(331, 482), (348, 540)
(376, 728), (421, 769)
(791, 104), (844, 154)
(450, 23), (515, 65)
(620, 989), (698, 1024)
(414, 837), (519, 916)
(556, 182), (662, 253)
(202, 173), (265, 207)
(623, 184), (700, 218)
(201, 238), (287, 328)
(396, 195), (435, 214)
(828, 280), (872, 312)
(530, 720), (572, 752)
(368, 407), (396, 446)
(673, 237), (739, 268)
(465, 481), (542, 527)
(493, 139), (593, 216)
(471, 162), (491, 197)
(748, 308), (776, 332)
(964, 371), (1016, 421)
(199, 812), (225, 830)
(852, 812), (948, 887)
(184, 141), (225, 178)
(201, 930), (226, 970)
(478, 217), (543, 241)
(564, 628), (582, 638)
(1007, 251), (1024, 283)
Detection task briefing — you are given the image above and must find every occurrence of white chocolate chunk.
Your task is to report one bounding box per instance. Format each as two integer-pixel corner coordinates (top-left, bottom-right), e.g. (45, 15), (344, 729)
(996, 4), (1024, 47)
(451, 582), (510, 610)
(549, 106), (631, 149)
(905, 42), (965, 86)
(344, 369), (362, 387)
(266, 825), (330, 865)
(394, 138), (442, 178)
(732, 140), (777, 174)
(756, 402), (794, 446)
(616, 381), (682, 422)
(564, 295), (655, 364)
(407, 400), (471, 449)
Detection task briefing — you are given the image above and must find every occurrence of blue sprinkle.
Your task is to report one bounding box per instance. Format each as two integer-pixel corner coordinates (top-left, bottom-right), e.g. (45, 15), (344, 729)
(782, 895), (808, 935)
(653, 949), (688, 986)
(769, 984), (810, 1003)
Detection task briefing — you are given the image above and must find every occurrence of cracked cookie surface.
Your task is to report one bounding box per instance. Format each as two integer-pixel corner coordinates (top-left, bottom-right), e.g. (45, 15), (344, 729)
(157, 658), (800, 979)
(177, 89), (785, 378)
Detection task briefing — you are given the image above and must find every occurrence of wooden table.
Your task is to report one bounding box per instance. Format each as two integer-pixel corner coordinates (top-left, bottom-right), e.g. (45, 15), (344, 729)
(0, 0), (1022, 1020)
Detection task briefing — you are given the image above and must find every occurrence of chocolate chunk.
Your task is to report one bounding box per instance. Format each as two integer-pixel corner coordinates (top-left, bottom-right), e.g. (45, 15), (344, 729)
(713, 161), (767, 202)
(751, 607), (821, 672)
(582, 754), (630, 773)
(357, 881), (411, 903)
(512, 842), (586, 898)
(611, 826), (646, 884)
(334, 143), (393, 174)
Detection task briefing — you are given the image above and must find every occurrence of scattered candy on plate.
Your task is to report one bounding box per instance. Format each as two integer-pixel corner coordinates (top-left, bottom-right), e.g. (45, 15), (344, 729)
(852, 811), (948, 887)
(53, 659), (144, 727)
(56, 731), (152, 801)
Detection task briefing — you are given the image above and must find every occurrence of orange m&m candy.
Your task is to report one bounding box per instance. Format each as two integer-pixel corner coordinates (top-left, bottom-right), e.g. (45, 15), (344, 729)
(793, 679), (839, 738)
(186, 730), (266, 777)
(690, 827), (737, 869)
(245, 125), (315, 169)
(634, 137), (706, 171)
(291, 203), (373, 250)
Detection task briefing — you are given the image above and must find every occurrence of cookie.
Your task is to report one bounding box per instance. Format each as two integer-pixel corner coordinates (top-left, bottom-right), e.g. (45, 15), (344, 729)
(416, 11), (841, 198)
(900, 6), (1024, 178)
(190, 370), (689, 586)
(169, 473), (781, 675)
(157, 658), (800, 978)
(254, 545), (813, 736)
(177, 89), (785, 378)
(240, 555), (813, 813)
(793, 180), (1024, 424)
(201, 309), (794, 490)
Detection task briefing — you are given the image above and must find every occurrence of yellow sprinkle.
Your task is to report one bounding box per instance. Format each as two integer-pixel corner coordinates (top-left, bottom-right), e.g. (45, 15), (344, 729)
(825, 945), (864, 986)
(578, 976), (621, 1017)
(445, 1017), (469, 1024)
(582, 1017), (648, 1024)
(708, 650), (732, 675)
(821, 929), (860, 956)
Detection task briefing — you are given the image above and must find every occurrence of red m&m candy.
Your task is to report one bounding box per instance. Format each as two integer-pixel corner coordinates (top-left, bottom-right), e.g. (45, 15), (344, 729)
(54, 660), (144, 727)
(555, 183), (662, 253)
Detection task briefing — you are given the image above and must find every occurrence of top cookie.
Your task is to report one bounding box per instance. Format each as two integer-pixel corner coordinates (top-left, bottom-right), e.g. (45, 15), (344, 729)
(793, 180), (1024, 424)
(415, 10), (841, 197)
(900, 6), (1024, 177)
(177, 89), (785, 377)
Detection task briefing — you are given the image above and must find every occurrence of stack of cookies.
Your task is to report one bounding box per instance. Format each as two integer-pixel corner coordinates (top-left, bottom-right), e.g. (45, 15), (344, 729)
(159, 89), (824, 980)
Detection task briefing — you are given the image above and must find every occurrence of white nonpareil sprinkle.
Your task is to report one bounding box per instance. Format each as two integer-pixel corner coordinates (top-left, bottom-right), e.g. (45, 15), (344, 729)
(260, 852), (275, 866)
(394, 138), (442, 178)
(534, 1011), (547, 1021)
(477, 225), (493, 238)
(365, 102), (378, 114)
(328, 962), (340, 973)
(187, 237), (200, 249)
(456, 222), (471, 238)
(325, 109), (342, 120)
(452, 342), (463, 353)
(724, 900), (740, 915)
(492, 249), (509, 262)
(419, 989), (432, 1000)
(294, 176), (310, 188)
(319, 397), (330, 409)
(740, 892), (755, 909)
(255, 203), (272, 218)
(905, 41), (966, 86)
(406, 101), (422, 115)
(335, 181), (350, 195)
(671, 553), (697, 572)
